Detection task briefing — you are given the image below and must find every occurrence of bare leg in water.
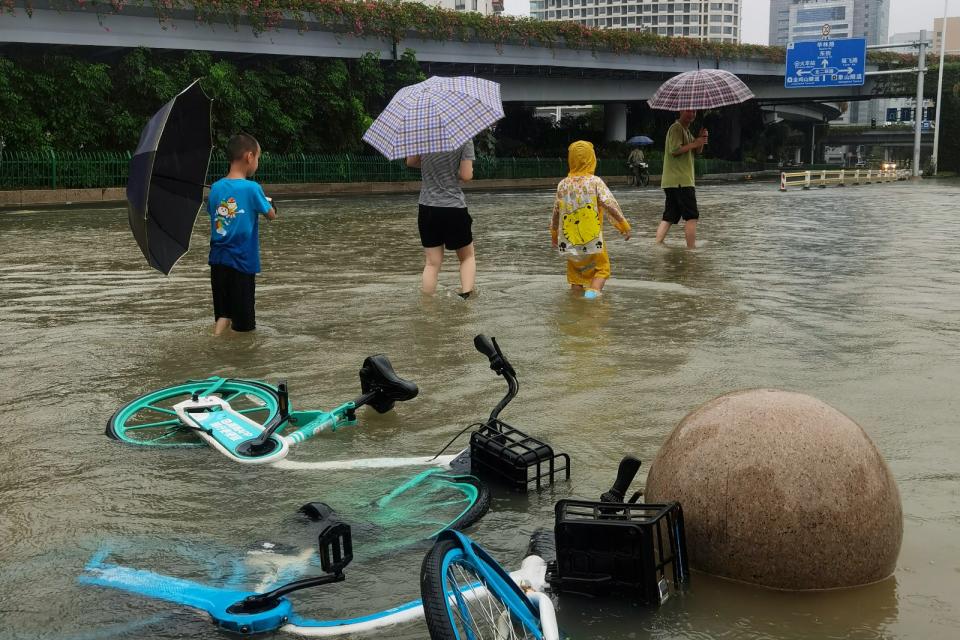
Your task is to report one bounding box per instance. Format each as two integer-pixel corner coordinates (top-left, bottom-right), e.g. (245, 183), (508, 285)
(684, 220), (697, 248)
(456, 243), (476, 296)
(213, 317), (231, 336)
(655, 220), (671, 244)
(421, 246), (444, 295)
(655, 220), (697, 248)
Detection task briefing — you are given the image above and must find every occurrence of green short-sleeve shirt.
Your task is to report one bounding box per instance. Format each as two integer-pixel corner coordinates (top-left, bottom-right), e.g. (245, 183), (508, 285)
(661, 121), (695, 188)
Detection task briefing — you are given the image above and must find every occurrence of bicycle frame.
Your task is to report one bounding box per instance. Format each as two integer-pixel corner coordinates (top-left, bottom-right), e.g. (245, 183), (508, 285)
(173, 392), (362, 465)
(78, 547), (552, 637)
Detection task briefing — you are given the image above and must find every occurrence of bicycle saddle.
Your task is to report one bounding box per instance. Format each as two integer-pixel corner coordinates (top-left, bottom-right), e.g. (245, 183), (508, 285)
(359, 354), (419, 413)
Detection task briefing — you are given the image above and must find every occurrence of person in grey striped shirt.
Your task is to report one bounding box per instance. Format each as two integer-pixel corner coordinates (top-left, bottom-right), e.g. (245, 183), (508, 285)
(406, 140), (476, 299)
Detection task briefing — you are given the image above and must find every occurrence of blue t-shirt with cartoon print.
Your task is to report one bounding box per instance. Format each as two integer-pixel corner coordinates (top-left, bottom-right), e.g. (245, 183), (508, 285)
(207, 178), (272, 274)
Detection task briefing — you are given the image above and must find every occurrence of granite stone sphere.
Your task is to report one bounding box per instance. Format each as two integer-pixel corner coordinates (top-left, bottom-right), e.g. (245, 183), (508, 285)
(645, 389), (902, 590)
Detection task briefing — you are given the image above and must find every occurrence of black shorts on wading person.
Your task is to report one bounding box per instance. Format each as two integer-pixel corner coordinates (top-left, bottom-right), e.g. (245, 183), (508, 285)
(662, 186), (700, 224)
(418, 205), (473, 250)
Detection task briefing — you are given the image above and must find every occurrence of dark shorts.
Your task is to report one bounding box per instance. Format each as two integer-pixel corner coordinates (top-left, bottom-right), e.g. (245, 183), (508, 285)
(210, 263), (256, 332)
(418, 204), (473, 250)
(662, 187), (700, 224)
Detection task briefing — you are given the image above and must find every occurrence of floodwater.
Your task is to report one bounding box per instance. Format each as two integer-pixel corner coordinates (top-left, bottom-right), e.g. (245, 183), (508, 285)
(1, 179), (959, 640)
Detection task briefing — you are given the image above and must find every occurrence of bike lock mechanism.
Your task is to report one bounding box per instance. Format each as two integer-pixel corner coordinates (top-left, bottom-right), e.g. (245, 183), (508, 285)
(235, 380), (291, 457)
(227, 520), (353, 615)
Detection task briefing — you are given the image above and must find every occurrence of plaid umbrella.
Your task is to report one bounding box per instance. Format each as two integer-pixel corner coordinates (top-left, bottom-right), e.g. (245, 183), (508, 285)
(363, 76), (504, 160)
(647, 70), (754, 111)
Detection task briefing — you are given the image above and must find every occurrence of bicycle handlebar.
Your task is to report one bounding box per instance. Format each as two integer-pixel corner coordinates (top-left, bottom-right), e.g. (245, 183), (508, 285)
(474, 334), (498, 360)
(474, 335), (519, 423)
(600, 456), (642, 503)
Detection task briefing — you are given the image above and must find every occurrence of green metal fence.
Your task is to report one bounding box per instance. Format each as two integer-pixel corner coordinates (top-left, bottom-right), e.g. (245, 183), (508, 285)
(0, 151), (762, 190)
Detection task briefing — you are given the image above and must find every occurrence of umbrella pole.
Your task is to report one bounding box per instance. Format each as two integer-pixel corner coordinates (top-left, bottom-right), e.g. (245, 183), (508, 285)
(154, 173), (211, 189)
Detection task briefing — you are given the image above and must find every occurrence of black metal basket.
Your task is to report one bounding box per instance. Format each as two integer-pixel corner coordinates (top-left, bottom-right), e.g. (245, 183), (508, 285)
(469, 420), (570, 492)
(548, 499), (689, 605)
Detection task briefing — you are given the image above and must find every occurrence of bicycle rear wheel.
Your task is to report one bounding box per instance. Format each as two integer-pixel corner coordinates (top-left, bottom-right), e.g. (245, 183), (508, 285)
(106, 378), (281, 447)
(420, 536), (548, 640)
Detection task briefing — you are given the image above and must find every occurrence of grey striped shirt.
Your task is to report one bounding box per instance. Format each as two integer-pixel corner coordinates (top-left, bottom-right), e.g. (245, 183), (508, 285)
(418, 140), (475, 209)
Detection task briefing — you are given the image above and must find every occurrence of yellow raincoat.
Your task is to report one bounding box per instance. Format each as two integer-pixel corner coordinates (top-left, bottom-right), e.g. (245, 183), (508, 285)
(550, 141), (631, 287)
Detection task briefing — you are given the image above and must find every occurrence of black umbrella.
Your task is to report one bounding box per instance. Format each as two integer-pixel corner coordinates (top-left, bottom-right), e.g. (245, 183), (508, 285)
(127, 80), (213, 275)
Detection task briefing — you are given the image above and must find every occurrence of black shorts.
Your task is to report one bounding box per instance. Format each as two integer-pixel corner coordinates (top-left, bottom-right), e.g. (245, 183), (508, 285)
(210, 264), (256, 332)
(418, 204), (473, 250)
(662, 187), (700, 224)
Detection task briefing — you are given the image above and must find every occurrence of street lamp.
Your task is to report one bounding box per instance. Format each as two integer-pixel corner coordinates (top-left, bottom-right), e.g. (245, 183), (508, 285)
(931, 0), (950, 175)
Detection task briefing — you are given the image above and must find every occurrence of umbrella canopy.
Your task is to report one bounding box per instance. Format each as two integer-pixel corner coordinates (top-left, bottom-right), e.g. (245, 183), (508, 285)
(647, 69), (754, 111)
(127, 80), (213, 275)
(363, 76), (504, 160)
(626, 135), (654, 146)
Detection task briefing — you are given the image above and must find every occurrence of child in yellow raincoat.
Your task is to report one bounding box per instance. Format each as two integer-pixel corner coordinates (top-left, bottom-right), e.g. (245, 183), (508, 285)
(550, 141), (631, 298)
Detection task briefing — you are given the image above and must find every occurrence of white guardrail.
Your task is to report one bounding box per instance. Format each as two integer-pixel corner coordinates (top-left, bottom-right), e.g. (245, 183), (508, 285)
(780, 168), (912, 191)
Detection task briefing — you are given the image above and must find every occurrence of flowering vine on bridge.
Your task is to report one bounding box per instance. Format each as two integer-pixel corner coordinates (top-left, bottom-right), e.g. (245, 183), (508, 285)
(3, 0), (919, 65)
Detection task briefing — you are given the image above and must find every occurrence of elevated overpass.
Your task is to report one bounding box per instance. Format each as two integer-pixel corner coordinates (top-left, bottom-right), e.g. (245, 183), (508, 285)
(2, 1), (886, 106)
(822, 128), (934, 147)
(2, 1), (903, 143)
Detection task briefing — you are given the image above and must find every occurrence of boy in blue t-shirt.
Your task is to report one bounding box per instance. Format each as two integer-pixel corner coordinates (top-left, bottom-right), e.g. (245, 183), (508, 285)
(208, 133), (277, 335)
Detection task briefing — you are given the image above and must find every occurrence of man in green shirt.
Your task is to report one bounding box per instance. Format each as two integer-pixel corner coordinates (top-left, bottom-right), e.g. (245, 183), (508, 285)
(656, 110), (708, 248)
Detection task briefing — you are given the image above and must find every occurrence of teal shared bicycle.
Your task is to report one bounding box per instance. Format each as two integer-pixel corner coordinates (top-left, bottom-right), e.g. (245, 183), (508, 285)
(105, 354), (419, 465)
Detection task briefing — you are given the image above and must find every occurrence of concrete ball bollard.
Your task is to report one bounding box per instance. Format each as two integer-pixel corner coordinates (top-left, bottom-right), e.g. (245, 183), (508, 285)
(645, 389), (902, 590)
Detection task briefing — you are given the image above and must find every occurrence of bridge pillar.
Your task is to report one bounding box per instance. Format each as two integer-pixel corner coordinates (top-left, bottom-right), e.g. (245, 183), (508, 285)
(604, 103), (628, 142)
(726, 106), (742, 157)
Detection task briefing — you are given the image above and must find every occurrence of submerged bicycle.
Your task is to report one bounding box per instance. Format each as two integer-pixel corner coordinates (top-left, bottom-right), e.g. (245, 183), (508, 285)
(80, 520), (559, 638)
(105, 354), (419, 464)
(105, 335), (570, 490)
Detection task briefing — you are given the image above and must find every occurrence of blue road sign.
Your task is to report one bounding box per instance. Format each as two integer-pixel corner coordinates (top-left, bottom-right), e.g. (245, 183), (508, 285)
(785, 38), (866, 88)
(886, 108), (898, 122)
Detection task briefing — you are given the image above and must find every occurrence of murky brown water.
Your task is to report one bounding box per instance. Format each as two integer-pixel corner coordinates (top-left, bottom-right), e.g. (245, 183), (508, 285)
(1, 179), (958, 639)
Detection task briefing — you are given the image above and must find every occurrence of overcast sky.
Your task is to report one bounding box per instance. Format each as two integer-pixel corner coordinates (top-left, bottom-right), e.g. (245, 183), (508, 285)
(502, 0), (954, 45)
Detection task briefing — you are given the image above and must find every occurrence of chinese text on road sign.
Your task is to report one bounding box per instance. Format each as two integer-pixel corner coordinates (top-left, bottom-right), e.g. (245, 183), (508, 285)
(785, 38), (866, 88)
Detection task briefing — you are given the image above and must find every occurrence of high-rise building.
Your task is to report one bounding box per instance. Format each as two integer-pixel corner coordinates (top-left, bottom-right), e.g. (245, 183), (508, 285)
(408, 0), (500, 15)
(788, 0), (854, 41)
(529, 1), (743, 44)
(933, 16), (960, 53)
(769, 0), (888, 47)
(769, 0), (793, 46)
(769, 0), (889, 123)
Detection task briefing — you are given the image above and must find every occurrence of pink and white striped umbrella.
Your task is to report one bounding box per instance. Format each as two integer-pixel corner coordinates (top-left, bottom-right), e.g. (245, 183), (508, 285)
(647, 69), (754, 111)
(363, 76), (504, 160)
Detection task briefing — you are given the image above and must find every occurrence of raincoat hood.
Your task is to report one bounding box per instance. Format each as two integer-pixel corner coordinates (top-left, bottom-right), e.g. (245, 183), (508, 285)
(567, 141), (597, 177)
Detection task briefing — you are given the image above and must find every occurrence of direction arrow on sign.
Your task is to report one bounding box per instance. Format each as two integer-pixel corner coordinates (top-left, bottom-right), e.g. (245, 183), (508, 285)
(785, 38), (866, 88)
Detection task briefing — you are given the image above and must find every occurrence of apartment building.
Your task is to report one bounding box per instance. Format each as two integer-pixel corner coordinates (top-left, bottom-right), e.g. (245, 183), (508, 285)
(529, 1), (743, 44)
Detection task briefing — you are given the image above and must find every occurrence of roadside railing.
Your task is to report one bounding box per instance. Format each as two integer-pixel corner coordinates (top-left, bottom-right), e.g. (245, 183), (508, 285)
(0, 151), (763, 190)
(779, 168), (911, 191)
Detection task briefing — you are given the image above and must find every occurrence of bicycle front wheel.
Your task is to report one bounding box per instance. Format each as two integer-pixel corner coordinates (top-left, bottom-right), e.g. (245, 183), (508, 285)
(420, 537), (548, 640)
(106, 378), (282, 447)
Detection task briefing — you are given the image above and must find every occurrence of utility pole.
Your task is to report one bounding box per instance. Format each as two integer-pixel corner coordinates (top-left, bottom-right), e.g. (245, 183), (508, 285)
(931, 0), (949, 175)
(913, 30), (928, 178)
(867, 34), (932, 178)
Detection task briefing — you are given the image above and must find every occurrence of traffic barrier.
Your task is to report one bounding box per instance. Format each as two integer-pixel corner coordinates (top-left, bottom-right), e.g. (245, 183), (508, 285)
(780, 168), (911, 191)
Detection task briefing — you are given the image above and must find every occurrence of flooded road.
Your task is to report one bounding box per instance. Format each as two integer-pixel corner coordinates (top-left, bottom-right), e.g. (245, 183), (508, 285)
(1, 179), (958, 639)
